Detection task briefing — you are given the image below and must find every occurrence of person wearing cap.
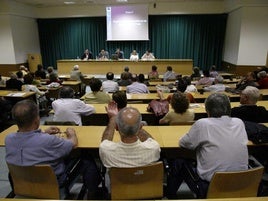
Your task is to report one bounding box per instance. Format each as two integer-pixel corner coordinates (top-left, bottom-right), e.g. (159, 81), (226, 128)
(203, 75), (225, 92)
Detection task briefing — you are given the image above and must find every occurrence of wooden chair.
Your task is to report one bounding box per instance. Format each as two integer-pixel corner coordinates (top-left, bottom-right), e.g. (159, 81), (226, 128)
(109, 161), (164, 200)
(207, 166), (264, 198)
(7, 163), (60, 199)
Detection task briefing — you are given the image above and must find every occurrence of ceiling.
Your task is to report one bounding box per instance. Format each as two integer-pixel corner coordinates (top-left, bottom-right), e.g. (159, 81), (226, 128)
(13, 0), (222, 7)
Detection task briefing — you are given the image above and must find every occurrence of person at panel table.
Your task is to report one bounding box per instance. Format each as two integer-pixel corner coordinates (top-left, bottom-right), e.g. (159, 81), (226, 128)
(141, 49), (155, 61)
(129, 50), (139, 61)
(114, 48), (124, 59)
(98, 49), (109, 60)
(81, 49), (93, 60)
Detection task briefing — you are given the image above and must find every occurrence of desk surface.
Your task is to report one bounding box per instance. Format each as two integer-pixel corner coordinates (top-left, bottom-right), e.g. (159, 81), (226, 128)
(0, 90), (36, 100)
(0, 124), (263, 148)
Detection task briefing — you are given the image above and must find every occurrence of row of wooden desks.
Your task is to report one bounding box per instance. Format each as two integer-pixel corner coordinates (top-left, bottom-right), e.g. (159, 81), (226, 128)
(0, 90), (36, 103)
(80, 101), (268, 125)
(0, 124), (263, 148)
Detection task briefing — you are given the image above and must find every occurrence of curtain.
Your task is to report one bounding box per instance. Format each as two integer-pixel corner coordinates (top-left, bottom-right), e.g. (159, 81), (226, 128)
(37, 14), (227, 71)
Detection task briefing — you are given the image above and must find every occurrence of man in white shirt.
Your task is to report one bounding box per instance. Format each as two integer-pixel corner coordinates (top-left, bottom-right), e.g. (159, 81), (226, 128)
(166, 93), (248, 198)
(203, 75), (226, 92)
(126, 74), (149, 94)
(52, 86), (95, 125)
(141, 50), (155, 60)
(102, 72), (119, 93)
(99, 102), (160, 168)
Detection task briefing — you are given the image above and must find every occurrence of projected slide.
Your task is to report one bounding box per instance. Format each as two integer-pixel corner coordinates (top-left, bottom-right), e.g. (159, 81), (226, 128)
(106, 4), (149, 41)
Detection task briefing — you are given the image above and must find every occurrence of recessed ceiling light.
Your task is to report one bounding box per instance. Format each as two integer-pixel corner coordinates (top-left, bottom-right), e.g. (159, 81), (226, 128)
(116, 0), (128, 2)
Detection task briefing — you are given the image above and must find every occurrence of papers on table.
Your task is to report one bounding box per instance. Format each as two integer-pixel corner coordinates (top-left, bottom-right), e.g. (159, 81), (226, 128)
(6, 92), (26, 97)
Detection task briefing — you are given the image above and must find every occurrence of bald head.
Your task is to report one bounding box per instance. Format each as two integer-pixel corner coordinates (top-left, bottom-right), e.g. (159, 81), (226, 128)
(12, 100), (39, 129)
(116, 107), (142, 137)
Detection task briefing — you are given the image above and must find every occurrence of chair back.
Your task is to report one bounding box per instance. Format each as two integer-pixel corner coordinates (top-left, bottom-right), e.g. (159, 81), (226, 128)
(207, 166), (264, 198)
(109, 161), (163, 200)
(7, 163), (60, 199)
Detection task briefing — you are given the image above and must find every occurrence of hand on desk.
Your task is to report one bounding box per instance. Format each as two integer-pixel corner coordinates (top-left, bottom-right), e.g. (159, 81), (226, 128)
(44, 126), (60, 134)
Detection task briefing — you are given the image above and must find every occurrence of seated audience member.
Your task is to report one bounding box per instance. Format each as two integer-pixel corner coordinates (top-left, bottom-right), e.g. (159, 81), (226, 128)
(257, 71), (268, 89)
(209, 65), (219, 78)
(70, 65), (83, 81)
(99, 103), (160, 189)
(5, 73), (23, 91)
(102, 72), (119, 93)
(163, 66), (176, 82)
(0, 75), (6, 85)
(52, 86), (95, 126)
(158, 91), (194, 125)
(141, 50), (155, 60)
(184, 76), (197, 93)
(175, 77), (196, 103)
(16, 70), (24, 83)
(46, 67), (61, 85)
(196, 70), (214, 86)
(148, 65), (159, 80)
(19, 65), (28, 76)
(98, 49), (109, 60)
(190, 66), (201, 80)
(5, 100), (101, 199)
(81, 49), (93, 60)
(115, 48), (124, 59)
(231, 86), (268, 123)
(129, 50), (139, 61)
(0, 97), (13, 131)
(23, 74), (47, 104)
(254, 66), (268, 81)
(126, 73), (149, 94)
(235, 72), (258, 92)
(167, 93), (248, 199)
(34, 64), (46, 79)
(118, 72), (132, 86)
(84, 78), (111, 104)
(120, 66), (132, 79)
(138, 73), (149, 86)
(112, 91), (127, 110)
(204, 75), (225, 92)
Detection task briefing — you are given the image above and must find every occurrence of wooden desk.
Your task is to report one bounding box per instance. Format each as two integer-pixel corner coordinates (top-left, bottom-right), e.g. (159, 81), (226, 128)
(57, 59), (193, 75)
(0, 90), (36, 103)
(38, 86), (62, 99)
(1, 124), (265, 148)
(62, 81), (81, 93)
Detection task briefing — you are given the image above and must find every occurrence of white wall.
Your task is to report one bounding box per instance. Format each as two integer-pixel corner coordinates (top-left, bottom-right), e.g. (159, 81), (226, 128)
(0, 15), (16, 64)
(237, 6), (268, 65)
(10, 15), (40, 64)
(223, 8), (242, 65)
